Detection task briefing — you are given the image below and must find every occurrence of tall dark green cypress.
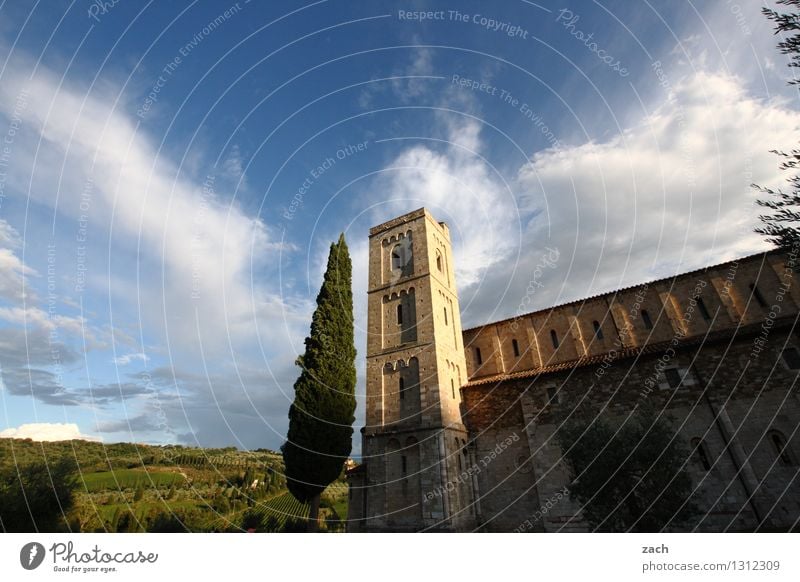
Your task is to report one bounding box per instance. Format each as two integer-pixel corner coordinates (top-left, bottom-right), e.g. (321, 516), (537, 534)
(281, 233), (356, 530)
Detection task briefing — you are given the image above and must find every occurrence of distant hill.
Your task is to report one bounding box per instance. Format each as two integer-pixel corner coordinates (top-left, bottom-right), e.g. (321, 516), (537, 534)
(0, 438), (347, 532)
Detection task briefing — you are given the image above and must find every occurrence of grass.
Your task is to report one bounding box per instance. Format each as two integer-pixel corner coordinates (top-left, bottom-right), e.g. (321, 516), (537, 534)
(323, 481), (348, 522)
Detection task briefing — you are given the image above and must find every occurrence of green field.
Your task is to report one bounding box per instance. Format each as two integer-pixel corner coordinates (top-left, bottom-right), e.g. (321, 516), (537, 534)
(79, 469), (185, 492)
(0, 438), (349, 532)
(247, 492), (311, 531)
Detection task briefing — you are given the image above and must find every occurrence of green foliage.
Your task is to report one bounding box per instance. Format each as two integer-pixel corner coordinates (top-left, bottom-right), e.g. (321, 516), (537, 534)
(754, 149), (800, 250)
(0, 437), (344, 532)
(556, 406), (697, 532)
(81, 469), (184, 492)
(282, 517), (308, 533)
(241, 509), (262, 531)
(754, 1), (800, 249)
(144, 507), (204, 532)
(0, 457), (78, 532)
(213, 494), (230, 514)
(282, 234), (357, 505)
(116, 510), (135, 532)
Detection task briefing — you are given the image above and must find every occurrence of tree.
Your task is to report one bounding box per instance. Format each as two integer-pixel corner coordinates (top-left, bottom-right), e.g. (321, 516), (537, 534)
(556, 405), (697, 532)
(754, 1), (800, 249)
(281, 233), (357, 531)
(241, 509), (262, 531)
(0, 458), (78, 532)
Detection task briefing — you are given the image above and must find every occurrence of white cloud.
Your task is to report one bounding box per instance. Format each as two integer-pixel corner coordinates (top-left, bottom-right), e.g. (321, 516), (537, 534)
(0, 422), (101, 442)
(0, 219), (36, 303)
(112, 352), (149, 366)
(459, 70), (800, 326)
(370, 113), (519, 289)
(0, 57), (294, 357)
(0, 50), (312, 447)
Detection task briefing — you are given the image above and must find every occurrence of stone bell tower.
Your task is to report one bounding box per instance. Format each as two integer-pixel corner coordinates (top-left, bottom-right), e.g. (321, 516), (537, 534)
(357, 208), (475, 531)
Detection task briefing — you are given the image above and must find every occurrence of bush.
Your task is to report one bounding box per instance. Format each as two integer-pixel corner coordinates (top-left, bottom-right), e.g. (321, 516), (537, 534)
(0, 458), (78, 532)
(241, 509), (262, 531)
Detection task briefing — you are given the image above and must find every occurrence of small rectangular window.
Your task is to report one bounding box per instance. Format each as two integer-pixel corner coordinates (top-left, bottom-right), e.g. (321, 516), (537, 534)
(770, 431), (795, 466)
(750, 283), (768, 308)
(641, 309), (653, 330)
(475, 347), (482, 365)
(546, 387), (558, 403)
(443, 307), (448, 325)
(782, 347), (800, 370)
(397, 304), (403, 325)
(401, 455), (407, 474)
(696, 298), (712, 322)
(550, 330), (559, 349)
(593, 321), (604, 340)
(664, 368), (682, 388)
(691, 438), (712, 471)
(512, 339), (520, 357)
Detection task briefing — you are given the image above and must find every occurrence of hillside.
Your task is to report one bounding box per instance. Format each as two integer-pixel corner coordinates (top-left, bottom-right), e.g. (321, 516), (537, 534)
(0, 438), (347, 532)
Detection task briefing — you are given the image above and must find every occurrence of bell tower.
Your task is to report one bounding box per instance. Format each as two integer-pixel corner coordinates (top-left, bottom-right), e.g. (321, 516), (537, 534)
(359, 208), (475, 531)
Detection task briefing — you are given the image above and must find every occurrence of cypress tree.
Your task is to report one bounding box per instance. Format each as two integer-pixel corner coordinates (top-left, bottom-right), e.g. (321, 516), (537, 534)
(281, 233), (357, 531)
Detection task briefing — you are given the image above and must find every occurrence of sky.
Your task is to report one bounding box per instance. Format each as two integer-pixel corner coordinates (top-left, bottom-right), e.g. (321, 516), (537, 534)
(0, 0), (798, 455)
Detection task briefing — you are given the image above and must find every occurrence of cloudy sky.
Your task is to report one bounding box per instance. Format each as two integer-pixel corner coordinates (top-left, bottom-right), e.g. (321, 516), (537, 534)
(0, 1), (797, 453)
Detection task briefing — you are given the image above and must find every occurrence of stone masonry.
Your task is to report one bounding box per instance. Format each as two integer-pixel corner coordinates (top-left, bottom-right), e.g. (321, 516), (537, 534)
(347, 208), (800, 532)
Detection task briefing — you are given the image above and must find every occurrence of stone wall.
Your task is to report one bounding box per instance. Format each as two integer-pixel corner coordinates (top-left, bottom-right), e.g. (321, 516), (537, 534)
(463, 320), (800, 532)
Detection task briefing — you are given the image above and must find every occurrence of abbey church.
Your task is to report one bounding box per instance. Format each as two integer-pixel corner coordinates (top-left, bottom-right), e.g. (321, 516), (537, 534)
(346, 208), (800, 532)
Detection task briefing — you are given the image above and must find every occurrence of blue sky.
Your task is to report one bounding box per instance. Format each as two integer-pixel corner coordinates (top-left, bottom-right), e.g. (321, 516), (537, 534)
(0, 0), (797, 454)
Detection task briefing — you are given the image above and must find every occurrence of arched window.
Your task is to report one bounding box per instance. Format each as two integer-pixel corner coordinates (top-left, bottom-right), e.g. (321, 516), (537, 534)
(391, 245), (403, 270)
(399, 377), (405, 400)
(475, 347), (482, 365)
(641, 309), (653, 330)
(664, 368), (683, 388)
(691, 437), (712, 471)
(443, 306), (448, 325)
(697, 297), (712, 322)
(512, 339), (520, 357)
(397, 304), (403, 325)
(750, 283), (768, 308)
(436, 251), (443, 272)
(593, 321), (603, 340)
(550, 329), (559, 349)
(782, 347), (800, 370)
(769, 430), (795, 466)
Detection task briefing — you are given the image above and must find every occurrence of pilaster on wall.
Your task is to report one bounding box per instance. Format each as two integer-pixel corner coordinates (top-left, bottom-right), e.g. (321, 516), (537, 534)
(524, 319), (544, 368)
(659, 291), (689, 336)
(710, 276), (743, 323)
(568, 315), (588, 357)
(610, 303), (638, 347)
(768, 255), (800, 309)
(492, 326), (506, 375)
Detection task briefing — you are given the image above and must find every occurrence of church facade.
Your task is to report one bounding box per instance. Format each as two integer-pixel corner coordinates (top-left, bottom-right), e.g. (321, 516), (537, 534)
(346, 208), (800, 532)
